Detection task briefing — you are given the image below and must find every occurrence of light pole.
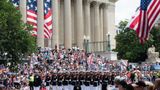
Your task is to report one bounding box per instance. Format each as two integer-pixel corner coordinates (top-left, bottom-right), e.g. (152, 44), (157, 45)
(84, 35), (90, 53)
(106, 33), (111, 51)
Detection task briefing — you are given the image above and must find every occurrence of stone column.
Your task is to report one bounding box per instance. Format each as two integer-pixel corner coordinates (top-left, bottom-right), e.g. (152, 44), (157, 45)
(94, 2), (100, 51)
(51, 0), (59, 49)
(71, 2), (75, 46)
(107, 3), (116, 50)
(75, 0), (84, 49)
(59, 1), (64, 46)
(84, 1), (91, 51)
(90, 5), (95, 52)
(48, 39), (51, 48)
(20, 0), (26, 23)
(84, 1), (91, 42)
(64, 0), (72, 48)
(100, 7), (104, 51)
(100, 7), (103, 42)
(90, 5), (95, 43)
(37, 0), (44, 47)
(103, 4), (108, 51)
(94, 2), (100, 42)
(103, 4), (108, 42)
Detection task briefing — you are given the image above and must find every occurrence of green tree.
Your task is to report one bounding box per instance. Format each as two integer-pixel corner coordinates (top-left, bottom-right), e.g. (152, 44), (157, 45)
(0, 0), (36, 69)
(114, 20), (159, 62)
(150, 27), (160, 53)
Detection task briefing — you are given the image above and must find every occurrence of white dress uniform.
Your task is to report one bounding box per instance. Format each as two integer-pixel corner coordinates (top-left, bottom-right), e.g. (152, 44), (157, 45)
(62, 79), (69, 90)
(68, 79), (73, 90)
(92, 80), (99, 90)
(52, 85), (57, 90)
(46, 86), (50, 90)
(57, 78), (63, 90)
(81, 79), (85, 90)
(84, 80), (90, 90)
(34, 86), (40, 90)
(33, 74), (41, 90)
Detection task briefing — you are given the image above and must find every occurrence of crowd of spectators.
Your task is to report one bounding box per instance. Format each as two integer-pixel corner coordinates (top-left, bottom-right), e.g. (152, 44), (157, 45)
(0, 47), (160, 90)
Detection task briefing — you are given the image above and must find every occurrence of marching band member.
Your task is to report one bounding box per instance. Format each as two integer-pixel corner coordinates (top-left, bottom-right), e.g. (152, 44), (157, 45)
(45, 72), (51, 90)
(62, 73), (69, 90)
(57, 73), (63, 90)
(29, 73), (34, 90)
(51, 72), (57, 90)
(84, 72), (90, 90)
(34, 71), (42, 90)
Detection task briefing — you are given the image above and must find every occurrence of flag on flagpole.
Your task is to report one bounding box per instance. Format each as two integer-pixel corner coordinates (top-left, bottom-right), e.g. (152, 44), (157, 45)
(44, 0), (52, 39)
(127, 0), (160, 43)
(27, 0), (37, 36)
(10, 0), (19, 8)
(88, 54), (93, 65)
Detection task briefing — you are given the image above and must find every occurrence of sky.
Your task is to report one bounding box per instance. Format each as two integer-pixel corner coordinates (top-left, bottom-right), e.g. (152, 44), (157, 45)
(115, 0), (140, 25)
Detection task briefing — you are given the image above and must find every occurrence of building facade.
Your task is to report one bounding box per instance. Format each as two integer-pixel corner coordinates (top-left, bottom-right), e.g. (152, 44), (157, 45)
(19, 0), (118, 52)
(155, 18), (160, 27)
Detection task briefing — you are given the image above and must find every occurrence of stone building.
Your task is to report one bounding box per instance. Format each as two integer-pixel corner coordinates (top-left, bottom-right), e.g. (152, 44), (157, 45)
(19, 0), (118, 52)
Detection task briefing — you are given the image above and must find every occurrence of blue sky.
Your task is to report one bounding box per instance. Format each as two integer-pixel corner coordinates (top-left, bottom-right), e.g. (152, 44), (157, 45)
(115, 0), (140, 25)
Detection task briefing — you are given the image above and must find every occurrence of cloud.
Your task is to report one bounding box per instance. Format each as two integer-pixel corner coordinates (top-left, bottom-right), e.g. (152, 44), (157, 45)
(115, 0), (140, 25)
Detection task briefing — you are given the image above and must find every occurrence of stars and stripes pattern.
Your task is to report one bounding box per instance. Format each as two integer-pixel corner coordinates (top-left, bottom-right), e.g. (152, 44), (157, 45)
(127, 0), (160, 43)
(44, 0), (52, 39)
(27, 0), (37, 36)
(88, 54), (94, 65)
(10, 0), (19, 8)
(10, 0), (53, 39)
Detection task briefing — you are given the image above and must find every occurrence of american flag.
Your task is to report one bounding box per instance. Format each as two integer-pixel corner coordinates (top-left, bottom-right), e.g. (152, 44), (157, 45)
(10, 0), (19, 8)
(127, 0), (160, 43)
(27, 0), (37, 36)
(88, 54), (94, 65)
(44, 0), (52, 39)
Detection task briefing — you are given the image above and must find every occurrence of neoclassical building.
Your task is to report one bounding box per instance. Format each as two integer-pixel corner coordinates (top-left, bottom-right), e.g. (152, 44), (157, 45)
(19, 0), (118, 52)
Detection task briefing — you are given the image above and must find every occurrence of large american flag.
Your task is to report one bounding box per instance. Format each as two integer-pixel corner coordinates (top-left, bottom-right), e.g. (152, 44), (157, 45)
(11, 0), (53, 39)
(10, 0), (19, 8)
(44, 0), (52, 39)
(27, 0), (37, 36)
(127, 0), (160, 43)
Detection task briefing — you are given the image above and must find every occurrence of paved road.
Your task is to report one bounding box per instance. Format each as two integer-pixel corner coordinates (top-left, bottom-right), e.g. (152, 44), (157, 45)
(8, 85), (119, 90)
(107, 85), (119, 90)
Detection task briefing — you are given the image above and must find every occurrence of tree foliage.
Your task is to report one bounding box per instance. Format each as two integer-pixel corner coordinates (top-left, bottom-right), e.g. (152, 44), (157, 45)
(0, 0), (36, 67)
(114, 20), (160, 62)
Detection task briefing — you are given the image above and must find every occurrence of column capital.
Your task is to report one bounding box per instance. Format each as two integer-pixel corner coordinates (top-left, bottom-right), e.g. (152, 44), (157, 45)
(91, 1), (101, 8)
(108, 2), (115, 9)
(100, 2), (110, 9)
(84, 0), (91, 5)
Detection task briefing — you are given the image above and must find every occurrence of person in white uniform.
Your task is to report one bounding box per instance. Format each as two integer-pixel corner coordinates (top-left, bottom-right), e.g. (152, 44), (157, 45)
(51, 73), (57, 90)
(33, 72), (42, 90)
